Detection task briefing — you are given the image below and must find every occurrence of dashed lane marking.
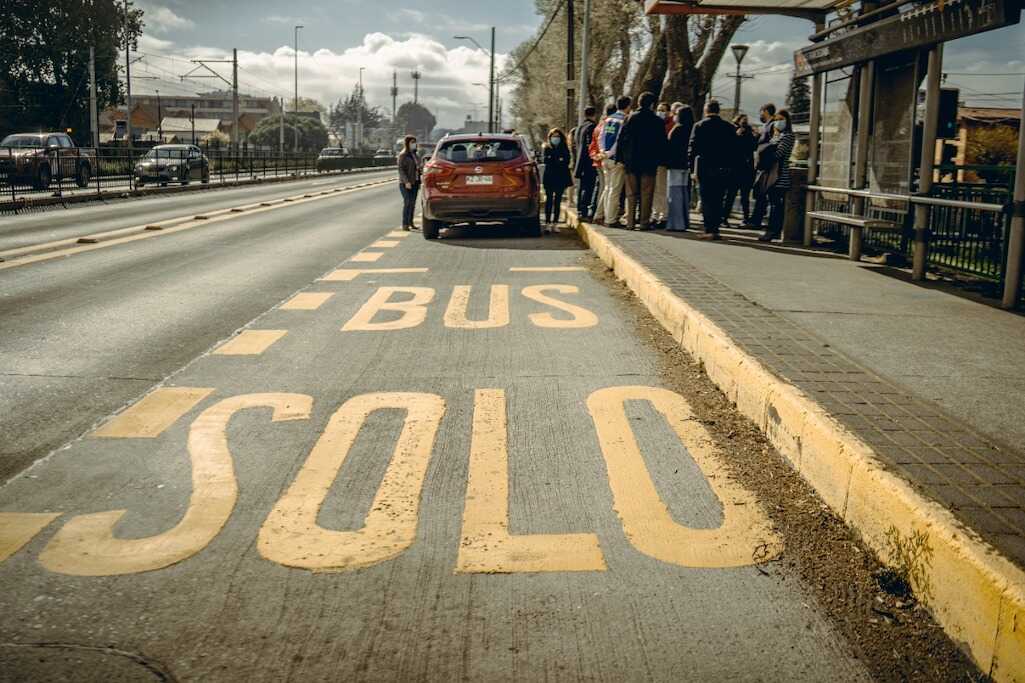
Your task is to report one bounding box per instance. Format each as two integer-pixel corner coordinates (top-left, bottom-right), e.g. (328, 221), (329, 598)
(91, 387), (215, 439)
(213, 330), (288, 356)
(456, 389), (607, 573)
(509, 267), (588, 273)
(349, 252), (384, 263)
(371, 240), (400, 248)
(0, 513), (62, 563)
(320, 268), (429, 282)
(281, 292), (335, 311)
(387, 231), (411, 238)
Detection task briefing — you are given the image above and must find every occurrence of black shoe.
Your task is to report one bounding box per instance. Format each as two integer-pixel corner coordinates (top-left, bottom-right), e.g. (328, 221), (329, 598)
(757, 231), (776, 242)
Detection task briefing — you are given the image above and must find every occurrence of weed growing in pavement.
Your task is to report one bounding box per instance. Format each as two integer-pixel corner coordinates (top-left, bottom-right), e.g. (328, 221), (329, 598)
(883, 526), (935, 604)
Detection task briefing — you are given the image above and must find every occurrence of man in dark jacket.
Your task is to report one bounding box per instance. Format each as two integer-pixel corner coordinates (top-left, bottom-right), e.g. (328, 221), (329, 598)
(574, 106), (599, 220)
(745, 102), (776, 229)
(617, 91), (666, 230)
(688, 99), (735, 239)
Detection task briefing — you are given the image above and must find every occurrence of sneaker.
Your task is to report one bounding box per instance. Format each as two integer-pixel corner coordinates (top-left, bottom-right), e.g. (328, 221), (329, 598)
(757, 231), (776, 242)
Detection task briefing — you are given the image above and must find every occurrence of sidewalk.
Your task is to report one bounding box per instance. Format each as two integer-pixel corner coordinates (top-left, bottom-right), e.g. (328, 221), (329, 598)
(568, 209), (1025, 678)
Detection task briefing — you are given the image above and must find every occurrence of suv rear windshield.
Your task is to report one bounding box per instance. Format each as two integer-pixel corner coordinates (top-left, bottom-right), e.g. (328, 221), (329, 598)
(2, 134), (47, 148)
(436, 139), (522, 163)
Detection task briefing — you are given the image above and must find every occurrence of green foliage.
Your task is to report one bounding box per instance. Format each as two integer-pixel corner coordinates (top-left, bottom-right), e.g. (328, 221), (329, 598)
(247, 113), (328, 151)
(967, 125), (1019, 184)
(786, 75), (811, 118)
(0, 0), (144, 140)
(328, 86), (384, 131)
(396, 102), (436, 138)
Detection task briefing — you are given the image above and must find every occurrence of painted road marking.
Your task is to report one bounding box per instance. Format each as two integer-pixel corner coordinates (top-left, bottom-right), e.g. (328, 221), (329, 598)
(91, 387), (215, 439)
(387, 231), (410, 238)
(587, 386), (781, 568)
(213, 330), (288, 356)
(349, 252), (384, 263)
(521, 285), (599, 328)
(259, 392), (446, 571)
(281, 292), (335, 311)
(40, 394), (313, 576)
(371, 240), (400, 248)
(0, 180), (392, 272)
(509, 267), (588, 273)
(456, 389), (606, 573)
(320, 268), (428, 282)
(342, 287), (435, 331)
(443, 285), (510, 329)
(0, 513), (62, 563)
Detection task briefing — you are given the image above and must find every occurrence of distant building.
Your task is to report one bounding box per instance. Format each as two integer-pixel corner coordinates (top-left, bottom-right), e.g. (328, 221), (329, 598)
(158, 117), (222, 144)
(936, 107), (1021, 184)
(102, 92), (284, 142)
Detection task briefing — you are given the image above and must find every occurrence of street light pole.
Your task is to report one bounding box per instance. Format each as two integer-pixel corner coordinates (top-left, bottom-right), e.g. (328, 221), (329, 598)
(455, 32), (496, 132)
(124, 0), (132, 147)
(294, 24), (303, 152)
(358, 66), (366, 151)
(730, 44), (750, 115)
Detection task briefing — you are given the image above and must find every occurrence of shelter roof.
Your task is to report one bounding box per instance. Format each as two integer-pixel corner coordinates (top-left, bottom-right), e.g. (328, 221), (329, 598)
(644, 0), (841, 19)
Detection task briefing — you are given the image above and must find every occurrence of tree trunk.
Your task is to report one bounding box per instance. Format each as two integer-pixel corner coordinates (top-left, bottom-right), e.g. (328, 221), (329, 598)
(661, 15), (746, 114)
(628, 17), (667, 100)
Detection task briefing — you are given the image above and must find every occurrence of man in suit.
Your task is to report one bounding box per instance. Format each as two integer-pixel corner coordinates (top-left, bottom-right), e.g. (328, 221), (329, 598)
(688, 99), (736, 239)
(574, 106), (599, 220)
(617, 91), (668, 230)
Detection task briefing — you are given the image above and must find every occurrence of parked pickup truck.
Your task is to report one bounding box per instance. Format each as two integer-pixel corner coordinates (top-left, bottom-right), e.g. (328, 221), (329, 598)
(0, 132), (96, 190)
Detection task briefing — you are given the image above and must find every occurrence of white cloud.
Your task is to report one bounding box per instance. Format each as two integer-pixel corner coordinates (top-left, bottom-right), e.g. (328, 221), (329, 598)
(162, 32), (510, 129)
(142, 5), (194, 33)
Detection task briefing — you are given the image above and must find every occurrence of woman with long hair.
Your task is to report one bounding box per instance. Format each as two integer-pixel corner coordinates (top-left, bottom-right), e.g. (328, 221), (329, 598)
(397, 135), (420, 231)
(665, 105), (694, 232)
(723, 113), (757, 227)
(760, 109), (796, 241)
(541, 127), (573, 229)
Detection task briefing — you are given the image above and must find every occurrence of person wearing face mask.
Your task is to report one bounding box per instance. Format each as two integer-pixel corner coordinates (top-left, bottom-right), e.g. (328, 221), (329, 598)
(665, 105), (695, 232)
(723, 114), (758, 228)
(744, 102), (777, 229)
(758, 110), (796, 242)
(649, 101), (672, 228)
(542, 128), (573, 228)
(397, 135), (420, 231)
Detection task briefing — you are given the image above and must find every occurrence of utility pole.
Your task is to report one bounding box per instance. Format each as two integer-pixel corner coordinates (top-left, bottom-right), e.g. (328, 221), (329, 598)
(577, 0), (592, 125)
(565, 0), (575, 131)
(156, 89), (162, 141)
(232, 48), (239, 149)
(391, 70), (398, 122)
(279, 97), (285, 153)
(294, 25), (303, 152)
(488, 27), (496, 133)
(124, 0), (132, 147)
(729, 44), (752, 115)
(412, 70), (421, 104)
(358, 66), (366, 151)
(191, 102), (196, 144)
(89, 46), (99, 148)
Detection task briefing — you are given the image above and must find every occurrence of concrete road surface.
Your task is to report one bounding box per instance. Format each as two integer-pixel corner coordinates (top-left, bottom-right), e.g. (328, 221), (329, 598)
(0, 184), (967, 680)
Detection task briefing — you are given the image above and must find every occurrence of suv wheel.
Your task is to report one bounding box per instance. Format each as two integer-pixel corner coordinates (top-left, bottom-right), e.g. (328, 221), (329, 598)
(422, 218), (440, 240)
(75, 163), (91, 188)
(34, 164), (51, 191)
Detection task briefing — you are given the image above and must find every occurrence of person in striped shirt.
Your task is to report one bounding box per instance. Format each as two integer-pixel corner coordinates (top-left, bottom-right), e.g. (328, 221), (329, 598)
(760, 109), (796, 242)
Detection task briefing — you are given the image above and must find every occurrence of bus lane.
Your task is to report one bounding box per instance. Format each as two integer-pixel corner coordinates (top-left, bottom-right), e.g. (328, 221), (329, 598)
(0, 226), (870, 681)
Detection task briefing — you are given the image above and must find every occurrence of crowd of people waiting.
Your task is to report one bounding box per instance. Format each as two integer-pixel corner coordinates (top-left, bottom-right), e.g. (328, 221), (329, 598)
(540, 92), (795, 241)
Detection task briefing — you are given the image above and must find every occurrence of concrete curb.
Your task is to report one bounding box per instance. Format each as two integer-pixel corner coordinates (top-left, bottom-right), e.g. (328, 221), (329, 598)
(567, 208), (1025, 681)
(0, 166), (390, 213)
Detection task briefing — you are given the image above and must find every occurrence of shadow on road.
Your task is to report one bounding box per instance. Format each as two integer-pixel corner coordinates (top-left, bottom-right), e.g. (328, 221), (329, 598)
(437, 223), (584, 251)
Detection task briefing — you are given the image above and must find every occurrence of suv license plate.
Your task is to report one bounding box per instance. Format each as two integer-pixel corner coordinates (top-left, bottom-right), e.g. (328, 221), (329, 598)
(466, 175), (493, 185)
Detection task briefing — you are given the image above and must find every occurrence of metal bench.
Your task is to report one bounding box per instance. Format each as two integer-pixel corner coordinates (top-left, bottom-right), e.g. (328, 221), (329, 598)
(806, 211), (901, 261)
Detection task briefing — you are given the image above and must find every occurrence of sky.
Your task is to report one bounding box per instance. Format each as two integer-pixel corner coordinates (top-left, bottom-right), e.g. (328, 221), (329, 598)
(130, 1), (1025, 129)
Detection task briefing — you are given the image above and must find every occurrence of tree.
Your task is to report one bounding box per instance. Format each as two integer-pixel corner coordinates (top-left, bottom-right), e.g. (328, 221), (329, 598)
(661, 15), (747, 112)
(967, 125), (1019, 185)
(0, 0), (144, 140)
(246, 113), (328, 152)
(328, 85), (384, 131)
(396, 102), (436, 139)
(786, 75), (811, 120)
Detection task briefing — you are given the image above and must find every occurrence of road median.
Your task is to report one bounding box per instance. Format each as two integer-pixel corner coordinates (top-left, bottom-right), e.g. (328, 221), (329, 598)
(566, 207), (1025, 681)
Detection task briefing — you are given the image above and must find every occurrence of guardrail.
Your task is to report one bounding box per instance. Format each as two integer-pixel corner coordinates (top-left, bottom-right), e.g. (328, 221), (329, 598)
(806, 183), (1020, 306)
(0, 146), (395, 210)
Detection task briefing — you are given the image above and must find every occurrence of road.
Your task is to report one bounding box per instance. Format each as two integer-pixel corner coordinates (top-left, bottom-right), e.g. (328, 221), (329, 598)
(0, 180), (974, 681)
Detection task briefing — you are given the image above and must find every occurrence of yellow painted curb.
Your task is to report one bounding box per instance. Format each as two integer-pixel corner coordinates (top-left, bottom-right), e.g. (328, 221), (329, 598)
(568, 208), (1025, 681)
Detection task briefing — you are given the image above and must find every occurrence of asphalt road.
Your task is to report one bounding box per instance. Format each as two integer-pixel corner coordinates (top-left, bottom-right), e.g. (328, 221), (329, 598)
(0, 183), (887, 681)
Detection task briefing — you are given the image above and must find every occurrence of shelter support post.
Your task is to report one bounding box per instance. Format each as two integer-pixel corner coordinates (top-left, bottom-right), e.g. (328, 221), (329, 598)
(913, 45), (943, 281)
(1002, 76), (1025, 309)
(803, 20), (825, 247)
(850, 61), (874, 261)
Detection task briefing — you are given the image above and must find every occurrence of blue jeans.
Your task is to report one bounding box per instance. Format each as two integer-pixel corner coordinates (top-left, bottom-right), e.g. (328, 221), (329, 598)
(667, 172), (691, 231)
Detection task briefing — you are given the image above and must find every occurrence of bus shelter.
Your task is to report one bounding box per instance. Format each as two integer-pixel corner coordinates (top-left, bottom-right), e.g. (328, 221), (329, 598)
(646, 0), (1025, 308)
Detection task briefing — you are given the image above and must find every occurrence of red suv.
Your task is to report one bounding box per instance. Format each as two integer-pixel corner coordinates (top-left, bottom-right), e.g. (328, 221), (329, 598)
(421, 134), (541, 239)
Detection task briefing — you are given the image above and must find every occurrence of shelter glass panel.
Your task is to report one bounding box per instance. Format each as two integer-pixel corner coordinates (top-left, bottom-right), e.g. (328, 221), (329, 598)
(818, 70), (856, 197)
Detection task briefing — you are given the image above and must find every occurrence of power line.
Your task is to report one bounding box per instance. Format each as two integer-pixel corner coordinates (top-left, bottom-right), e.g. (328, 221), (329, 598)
(503, 0), (567, 79)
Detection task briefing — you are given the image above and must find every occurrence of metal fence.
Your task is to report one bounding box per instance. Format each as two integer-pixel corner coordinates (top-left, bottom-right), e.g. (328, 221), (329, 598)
(810, 184), (1014, 286)
(0, 145), (395, 209)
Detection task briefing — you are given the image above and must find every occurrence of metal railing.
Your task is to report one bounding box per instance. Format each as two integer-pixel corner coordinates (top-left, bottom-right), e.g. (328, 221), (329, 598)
(807, 183), (1017, 300)
(0, 145), (395, 211)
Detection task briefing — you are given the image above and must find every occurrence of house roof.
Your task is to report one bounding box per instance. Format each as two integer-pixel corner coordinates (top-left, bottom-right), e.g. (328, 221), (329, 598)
(160, 117), (222, 133)
(959, 107), (1022, 124)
